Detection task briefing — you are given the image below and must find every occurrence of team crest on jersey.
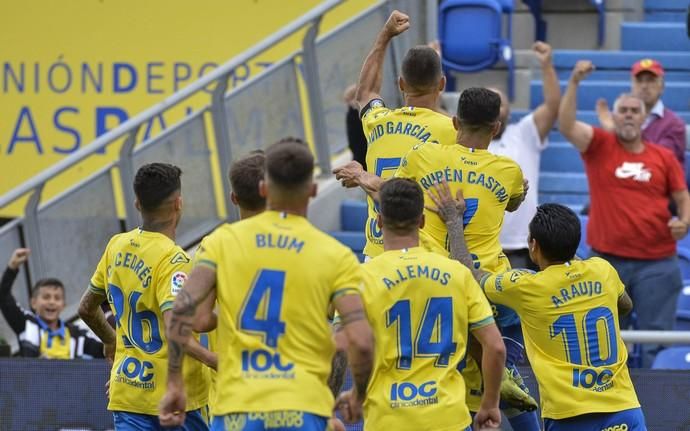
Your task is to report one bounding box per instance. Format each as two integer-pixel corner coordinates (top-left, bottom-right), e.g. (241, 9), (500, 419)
(170, 252), (190, 264)
(171, 272), (187, 295)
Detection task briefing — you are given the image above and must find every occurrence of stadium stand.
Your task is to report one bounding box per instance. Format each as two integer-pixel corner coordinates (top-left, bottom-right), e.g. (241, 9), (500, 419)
(651, 346), (690, 369)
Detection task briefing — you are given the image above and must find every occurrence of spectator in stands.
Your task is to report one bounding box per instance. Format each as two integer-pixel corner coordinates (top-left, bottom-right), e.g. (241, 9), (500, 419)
(0, 248), (104, 359)
(488, 41), (560, 271)
(343, 84), (368, 170)
(597, 58), (686, 165)
(559, 60), (690, 367)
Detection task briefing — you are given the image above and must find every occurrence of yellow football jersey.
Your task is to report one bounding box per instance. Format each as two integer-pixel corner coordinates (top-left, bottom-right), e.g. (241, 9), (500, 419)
(89, 228), (209, 415)
(194, 211), (362, 418)
(361, 100), (457, 258)
(395, 143), (524, 274)
(360, 247), (494, 431)
(480, 258), (641, 419)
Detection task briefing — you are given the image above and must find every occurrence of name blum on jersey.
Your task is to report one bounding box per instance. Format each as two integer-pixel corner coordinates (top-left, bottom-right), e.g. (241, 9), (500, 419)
(109, 252), (152, 288)
(241, 349), (295, 380)
(368, 121), (434, 144)
(418, 167), (510, 203)
(381, 265), (451, 289)
(389, 381), (439, 409)
(551, 280), (603, 308)
(114, 356), (155, 390)
(256, 233), (304, 254)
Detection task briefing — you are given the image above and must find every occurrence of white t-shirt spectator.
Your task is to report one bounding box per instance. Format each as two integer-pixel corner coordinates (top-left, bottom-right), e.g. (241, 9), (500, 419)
(488, 113), (547, 250)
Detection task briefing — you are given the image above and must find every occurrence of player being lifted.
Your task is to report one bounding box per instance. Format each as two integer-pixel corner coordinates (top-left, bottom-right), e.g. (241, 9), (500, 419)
(428, 180), (647, 431)
(336, 178), (506, 431)
(333, 10), (456, 260)
(159, 140), (374, 431)
(79, 163), (214, 430)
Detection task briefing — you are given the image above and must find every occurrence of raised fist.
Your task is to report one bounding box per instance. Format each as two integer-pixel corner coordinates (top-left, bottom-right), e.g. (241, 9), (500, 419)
(532, 41), (552, 66)
(383, 10), (410, 38)
(571, 60), (595, 83)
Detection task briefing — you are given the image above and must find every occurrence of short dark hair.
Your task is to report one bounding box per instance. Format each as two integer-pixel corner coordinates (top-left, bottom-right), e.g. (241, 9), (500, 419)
(265, 138), (314, 188)
(229, 151), (266, 211)
(456, 87), (501, 133)
(379, 178), (424, 234)
(401, 46), (443, 91)
(133, 163), (182, 212)
(529, 204), (580, 262)
(31, 278), (65, 299)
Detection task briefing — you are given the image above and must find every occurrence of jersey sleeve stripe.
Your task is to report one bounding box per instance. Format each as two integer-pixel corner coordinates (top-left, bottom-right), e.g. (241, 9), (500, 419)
(479, 273), (492, 290)
(88, 282), (105, 293)
(196, 259), (217, 269)
(469, 316), (495, 331)
(160, 301), (174, 313)
(330, 287), (360, 301)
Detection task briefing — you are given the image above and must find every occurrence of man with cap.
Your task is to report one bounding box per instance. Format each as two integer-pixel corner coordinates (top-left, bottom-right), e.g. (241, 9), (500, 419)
(597, 58), (687, 165)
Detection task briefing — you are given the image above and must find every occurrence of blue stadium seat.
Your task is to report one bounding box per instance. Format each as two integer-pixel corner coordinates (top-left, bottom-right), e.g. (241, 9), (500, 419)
(530, 80), (690, 112)
(622, 23), (690, 52)
(330, 231), (366, 263)
(675, 284), (690, 330)
(340, 199), (367, 232)
(538, 172), (588, 193)
(555, 69), (690, 81)
(511, 109), (690, 126)
(552, 50), (690, 72)
(577, 215), (590, 259)
(540, 143), (584, 172)
(644, 0), (688, 22)
(651, 347), (690, 369)
(439, 0), (515, 98)
(677, 249), (690, 280)
(521, 0), (606, 46)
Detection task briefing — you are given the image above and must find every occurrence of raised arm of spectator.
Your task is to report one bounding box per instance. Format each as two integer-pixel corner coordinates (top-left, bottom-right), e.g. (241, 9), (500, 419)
(0, 248), (32, 336)
(355, 10), (410, 110)
(531, 42), (560, 140)
(558, 61), (595, 153)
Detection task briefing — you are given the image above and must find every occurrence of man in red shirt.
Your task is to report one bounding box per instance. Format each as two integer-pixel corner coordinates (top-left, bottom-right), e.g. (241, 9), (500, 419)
(559, 60), (690, 367)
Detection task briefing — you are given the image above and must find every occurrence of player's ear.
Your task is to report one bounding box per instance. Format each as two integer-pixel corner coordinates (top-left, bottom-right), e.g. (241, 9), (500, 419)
(134, 199), (141, 212)
(376, 214), (383, 229)
(230, 192), (239, 206)
(398, 76), (405, 93)
(452, 116), (459, 131)
(175, 195), (183, 211)
(438, 75), (446, 93)
(419, 213), (425, 229)
(259, 180), (267, 198)
(309, 183), (318, 198)
(491, 120), (501, 138)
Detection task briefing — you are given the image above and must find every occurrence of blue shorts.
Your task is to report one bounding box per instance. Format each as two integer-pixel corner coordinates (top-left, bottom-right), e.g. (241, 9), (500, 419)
(544, 407), (647, 431)
(113, 408), (209, 431)
(211, 412), (327, 431)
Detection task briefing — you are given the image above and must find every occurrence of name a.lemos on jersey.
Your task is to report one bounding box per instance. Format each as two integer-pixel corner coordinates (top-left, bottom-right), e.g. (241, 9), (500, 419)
(368, 121), (434, 144)
(110, 252), (152, 288)
(418, 167), (510, 203)
(381, 264), (451, 289)
(255, 233), (304, 254)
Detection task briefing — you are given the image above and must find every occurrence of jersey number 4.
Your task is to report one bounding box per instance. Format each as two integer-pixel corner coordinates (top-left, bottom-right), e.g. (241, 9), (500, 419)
(239, 269), (287, 348)
(387, 297), (457, 369)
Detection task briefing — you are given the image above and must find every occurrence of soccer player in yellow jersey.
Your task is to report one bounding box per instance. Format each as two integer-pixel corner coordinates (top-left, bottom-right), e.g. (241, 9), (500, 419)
(428, 182), (647, 431)
(333, 10), (456, 259)
(159, 141), (374, 431)
(79, 163), (214, 430)
(337, 178), (506, 431)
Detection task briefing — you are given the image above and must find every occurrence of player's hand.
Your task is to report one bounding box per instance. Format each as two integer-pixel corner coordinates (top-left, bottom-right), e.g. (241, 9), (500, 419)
(335, 389), (363, 423)
(473, 406), (501, 430)
(103, 341), (116, 364)
(327, 416), (346, 431)
(333, 161), (365, 188)
(532, 41), (552, 66)
(668, 218), (689, 240)
(425, 180), (465, 223)
(8, 248), (30, 271)
(571, 60), (594, 83)
(383, 10), (410, 39)
(159, 385), (186, 428)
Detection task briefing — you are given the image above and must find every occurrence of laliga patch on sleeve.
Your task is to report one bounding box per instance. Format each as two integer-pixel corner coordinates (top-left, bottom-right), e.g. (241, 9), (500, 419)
(171, 272), (188, 295)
